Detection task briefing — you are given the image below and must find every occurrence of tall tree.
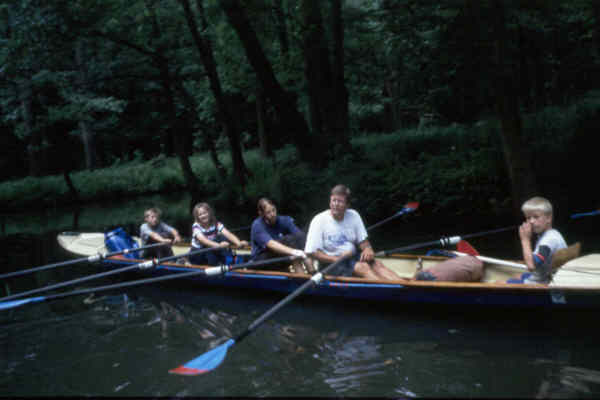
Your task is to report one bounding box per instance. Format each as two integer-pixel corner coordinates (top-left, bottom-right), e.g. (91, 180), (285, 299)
(300, 0), (350, 153)
(488, 0), (538, 214)
(177, 0), (250, 187)
(218, 0), (319, 165)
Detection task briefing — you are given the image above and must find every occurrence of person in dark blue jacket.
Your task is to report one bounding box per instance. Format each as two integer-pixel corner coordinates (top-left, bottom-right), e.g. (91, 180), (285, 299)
(250, 198), (315, 274)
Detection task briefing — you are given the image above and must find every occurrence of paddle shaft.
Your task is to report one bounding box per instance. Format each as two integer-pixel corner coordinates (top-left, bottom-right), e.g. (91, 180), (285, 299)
(453, 251), (527, 270)
(0, 255), (297, 310)
(0, 242), (168, 280)
(235, 254), (352, 343)
(0, 246), (220, 302)
(571, 210), (600, 219)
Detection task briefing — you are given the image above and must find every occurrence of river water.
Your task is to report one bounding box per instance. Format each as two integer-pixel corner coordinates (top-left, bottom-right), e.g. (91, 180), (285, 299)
(2, 196), (600, 397)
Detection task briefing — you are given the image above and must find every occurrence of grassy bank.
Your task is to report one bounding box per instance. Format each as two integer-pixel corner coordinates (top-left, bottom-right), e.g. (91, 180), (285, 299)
(1, 95), (597, 221)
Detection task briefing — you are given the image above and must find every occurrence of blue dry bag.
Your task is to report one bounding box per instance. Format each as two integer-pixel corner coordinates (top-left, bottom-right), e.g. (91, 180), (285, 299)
(105, 227), (140, 259)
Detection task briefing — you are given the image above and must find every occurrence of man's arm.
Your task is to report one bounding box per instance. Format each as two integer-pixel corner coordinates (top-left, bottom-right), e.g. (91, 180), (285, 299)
(266, 240), (304, 257)
(169, 226), (182, 243)
(311, 249), (352, 264)
(358, 239), (375, 263)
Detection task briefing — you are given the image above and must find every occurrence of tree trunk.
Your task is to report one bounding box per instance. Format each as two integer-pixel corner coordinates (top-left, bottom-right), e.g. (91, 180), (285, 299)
(63, 170), (80, 203)
(75, 41), (97, 170)
(172, 79), (228, 180)
(300, 0), (350, 155)
(179, 0), (250, 187)
(490, 0), (538, 216)
(158, 60), (203, 198)
(330, 0), (350, 149)
(21, 81), (42, 177)
(274, 0), (289, 60)
(256, 85), (273, 160)
(219, 0), (318, 165)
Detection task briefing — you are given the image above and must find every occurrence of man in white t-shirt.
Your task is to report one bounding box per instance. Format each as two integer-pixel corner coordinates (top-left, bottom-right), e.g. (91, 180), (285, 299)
(518, 196), (567, 284)
(304, 184), (402, 280)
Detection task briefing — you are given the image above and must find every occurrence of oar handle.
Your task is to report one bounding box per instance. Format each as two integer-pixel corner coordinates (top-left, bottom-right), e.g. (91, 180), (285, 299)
(459, 226), (516, 240)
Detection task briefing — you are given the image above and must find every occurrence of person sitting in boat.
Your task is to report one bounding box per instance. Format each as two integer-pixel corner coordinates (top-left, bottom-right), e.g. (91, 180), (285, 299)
(189, 202), (249, 266)
(304, 184), (402, 280)
(140, 207), (182, 259)
(250, 198), (315, 274)
(512, 196), (567, 284)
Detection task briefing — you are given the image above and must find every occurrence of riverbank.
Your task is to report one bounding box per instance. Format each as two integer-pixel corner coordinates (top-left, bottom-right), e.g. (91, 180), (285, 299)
(1, 99), (593, 221)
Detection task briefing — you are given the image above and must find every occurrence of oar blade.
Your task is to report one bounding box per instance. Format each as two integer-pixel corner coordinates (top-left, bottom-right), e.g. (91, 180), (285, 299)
(169, 338), (235, 376)
(570, 210), (600, 219)
(403, 201), (419, 212)
(457, 240), (479, 256)
(0, 296), (45, 311)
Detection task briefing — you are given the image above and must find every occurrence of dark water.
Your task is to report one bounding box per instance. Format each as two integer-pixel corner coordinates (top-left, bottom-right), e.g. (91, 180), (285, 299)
(2, 200), (600, 397)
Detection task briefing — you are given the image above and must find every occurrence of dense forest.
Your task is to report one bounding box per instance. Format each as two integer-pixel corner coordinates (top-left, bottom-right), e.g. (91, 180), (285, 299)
(1, 0), (599, 219)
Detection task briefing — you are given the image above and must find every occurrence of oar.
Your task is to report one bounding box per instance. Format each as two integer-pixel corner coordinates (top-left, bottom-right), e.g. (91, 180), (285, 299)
(0, 255), (298, 311)
(453, 251), (527, 270)
(229, 225), (251, 232)
(570, 210), (600, 219)
(170, 226), (510, 376)
(0, 242), (169, 281)
(231, 201), (419, 234)
(0, 246), (223, 303)
(366, 202), (419, 230)
(170, 224), (518, 376)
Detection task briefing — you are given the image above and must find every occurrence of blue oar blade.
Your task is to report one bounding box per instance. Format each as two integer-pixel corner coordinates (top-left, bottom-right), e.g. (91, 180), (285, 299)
(570, 210), (600, 219)
(169, 338), (235, 376)
(0, 296), (45, 311)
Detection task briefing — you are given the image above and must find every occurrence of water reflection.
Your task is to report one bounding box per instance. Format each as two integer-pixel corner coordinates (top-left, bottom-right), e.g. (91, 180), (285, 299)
(3, 207), (600, 397)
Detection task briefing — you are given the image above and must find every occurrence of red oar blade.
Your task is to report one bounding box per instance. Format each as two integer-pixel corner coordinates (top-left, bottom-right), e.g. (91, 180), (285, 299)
(403, 202), (419, 213)
(457, 240), (479, 256)
(169, 338), (235, 376)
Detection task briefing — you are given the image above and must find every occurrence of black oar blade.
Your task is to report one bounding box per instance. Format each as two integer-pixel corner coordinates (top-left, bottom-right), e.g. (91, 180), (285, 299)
(169, 338), (235, 376)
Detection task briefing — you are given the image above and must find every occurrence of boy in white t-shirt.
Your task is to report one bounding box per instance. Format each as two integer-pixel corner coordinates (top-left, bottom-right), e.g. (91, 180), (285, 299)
(304, 184), (401, 280)
(518, 196), (567, 284)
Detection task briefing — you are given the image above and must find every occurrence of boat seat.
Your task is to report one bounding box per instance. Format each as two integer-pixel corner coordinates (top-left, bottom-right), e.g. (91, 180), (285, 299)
(551, 242), (582, 272)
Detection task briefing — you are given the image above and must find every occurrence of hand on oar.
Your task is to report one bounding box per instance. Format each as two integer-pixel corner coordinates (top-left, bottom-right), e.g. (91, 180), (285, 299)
(0, 242), (168, 281)
(0, 246), (225, 303)
(0, 254), (300, 311)
(367, 202), (419, 230)
(570, 210), (600, 219)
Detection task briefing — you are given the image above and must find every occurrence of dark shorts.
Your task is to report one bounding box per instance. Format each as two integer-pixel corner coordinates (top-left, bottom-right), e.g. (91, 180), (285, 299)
(189, 235), (233, 266)
(322, 254), (360, 277)
(143, 237), (174, 259)
(253, 231), (307, 271)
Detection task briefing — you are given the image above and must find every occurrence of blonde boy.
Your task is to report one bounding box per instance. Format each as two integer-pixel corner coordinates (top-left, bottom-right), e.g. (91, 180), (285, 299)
(519, 197), (567, 284)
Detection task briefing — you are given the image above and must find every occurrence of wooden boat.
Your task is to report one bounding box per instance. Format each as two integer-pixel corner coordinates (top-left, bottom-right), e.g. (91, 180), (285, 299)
(57, 231), (600, 309)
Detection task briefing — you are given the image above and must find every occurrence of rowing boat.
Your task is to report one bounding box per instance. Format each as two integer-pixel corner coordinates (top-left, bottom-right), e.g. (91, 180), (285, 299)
(57, 231), (600, 309)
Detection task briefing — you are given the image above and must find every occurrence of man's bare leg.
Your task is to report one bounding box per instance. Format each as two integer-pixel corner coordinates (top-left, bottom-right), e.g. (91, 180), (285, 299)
(371, 260), (402, 280)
